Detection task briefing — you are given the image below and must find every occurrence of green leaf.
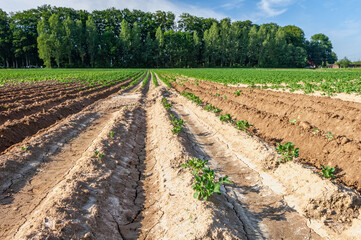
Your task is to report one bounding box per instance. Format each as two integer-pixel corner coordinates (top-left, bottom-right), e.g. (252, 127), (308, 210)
(214, 183), (221, 193)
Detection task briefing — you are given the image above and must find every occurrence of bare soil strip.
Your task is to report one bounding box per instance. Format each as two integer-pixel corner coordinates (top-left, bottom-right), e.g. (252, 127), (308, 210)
(171, 78), (361, 193)
(139, 83), (247, 239)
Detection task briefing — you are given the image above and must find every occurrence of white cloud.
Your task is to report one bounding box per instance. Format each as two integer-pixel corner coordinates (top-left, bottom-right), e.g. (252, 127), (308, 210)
(221, 0), (245, 10)
(257, 0), (292, 17)
(1, 0), (225, 19)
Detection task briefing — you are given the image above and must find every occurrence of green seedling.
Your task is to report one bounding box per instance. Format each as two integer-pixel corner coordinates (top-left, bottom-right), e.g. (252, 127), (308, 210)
(219, 114), (233, 123)
(234, 90), (242, 96)
(276, 142), (299, 163)
(325, 131), (334, 139)
(213, 108), (222, 114)
(192, 167), (232, 201)
(289, 119), (297, 124)
(109, 131), (115, 138)
(170, 114), (185, 134)
(223, 96), (227, 100)
(181, 91), (203, 105)
(162, 98), (173, 110)
(21, 146), (29, 152)
(181, 158), (209, 175)
(235, 120), (253, 131)
(204, 104), (215, 111)
(321, 165), (335, 179)
(313, 128), (319, 133)
(215, 93), (220, 97)
(94, 150), (104, 159)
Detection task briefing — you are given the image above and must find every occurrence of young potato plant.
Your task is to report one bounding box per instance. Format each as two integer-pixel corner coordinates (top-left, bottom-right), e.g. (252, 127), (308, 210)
(192, 167), (232, 201)
(276, 142), (299, 163)
(219, 114), (233, 123)
(204, 104), (215, 111)
(109, 131), (115, 138)
(162, 98), (173, 110)
(21, 145), (29, 152)
(325, 131), (334, 140)
(234, 90), (242, 96)
(94, 150), (104, 159)
(181, 158), (209, 175)
(213, 107), (223, 114)
(170, 114), (185, 134)
(321, 165), (336, 179)
(182, 158), (231, 201)
(235, 120), (253, 131)
(181, 91), (203, 105)
(289, 119), (297, 124)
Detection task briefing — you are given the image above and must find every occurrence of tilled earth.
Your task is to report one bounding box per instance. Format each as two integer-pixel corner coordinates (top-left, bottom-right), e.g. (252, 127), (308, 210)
(172, 76), (361, 192)
(0, 74), (360, 239)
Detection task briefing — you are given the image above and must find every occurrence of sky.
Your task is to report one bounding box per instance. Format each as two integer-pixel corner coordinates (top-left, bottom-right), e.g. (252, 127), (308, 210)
(1, 0), (361, 61)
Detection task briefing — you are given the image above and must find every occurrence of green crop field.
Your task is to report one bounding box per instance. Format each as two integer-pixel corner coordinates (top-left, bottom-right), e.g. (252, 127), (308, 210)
(156, 68), (361, 95)
(0, 69), (144, 87)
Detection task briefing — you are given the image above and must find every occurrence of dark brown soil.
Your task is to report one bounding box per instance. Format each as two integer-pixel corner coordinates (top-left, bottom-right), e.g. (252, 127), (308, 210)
(0, 75), (141, 153)
(171, 79), (361, 192)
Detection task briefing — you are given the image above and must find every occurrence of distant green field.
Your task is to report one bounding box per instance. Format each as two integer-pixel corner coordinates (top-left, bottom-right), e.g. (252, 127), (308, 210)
(0, 69), (144, 87)
(157, 68), (361, 95)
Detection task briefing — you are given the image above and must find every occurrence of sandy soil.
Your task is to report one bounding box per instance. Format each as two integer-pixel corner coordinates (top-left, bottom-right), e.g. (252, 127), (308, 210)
(170, 77), (361, 193)
(0, 72), (360, 239)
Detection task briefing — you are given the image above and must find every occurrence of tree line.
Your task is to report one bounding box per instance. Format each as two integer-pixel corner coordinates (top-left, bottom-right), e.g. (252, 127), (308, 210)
(0, 5), (337, 68)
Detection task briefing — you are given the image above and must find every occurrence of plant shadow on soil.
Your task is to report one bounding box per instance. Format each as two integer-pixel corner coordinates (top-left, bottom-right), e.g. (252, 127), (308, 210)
(174, 111), (302, 238)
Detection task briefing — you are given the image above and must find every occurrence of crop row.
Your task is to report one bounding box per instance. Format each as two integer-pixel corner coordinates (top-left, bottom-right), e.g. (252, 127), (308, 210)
(0, 69), (144, 87)
(157, 68), (361, 95)
(161, 95), (232, 200)
(159, 73), (338, 180)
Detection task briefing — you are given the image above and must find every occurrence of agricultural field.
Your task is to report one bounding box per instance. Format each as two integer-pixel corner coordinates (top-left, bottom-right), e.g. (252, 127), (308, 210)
(0, 68), (361, 239)
(161, 68), (361, 96)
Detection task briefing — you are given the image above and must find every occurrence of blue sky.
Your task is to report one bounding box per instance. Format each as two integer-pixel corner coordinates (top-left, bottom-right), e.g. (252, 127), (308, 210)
(2, 0), (361, 60)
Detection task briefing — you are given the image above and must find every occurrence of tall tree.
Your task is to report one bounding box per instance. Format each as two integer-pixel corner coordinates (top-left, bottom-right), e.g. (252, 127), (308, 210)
(119, 19), (131, 67)
(86, 15), (98, 67)
(131, 22), (142, 66)
(308, 33), (337, 66)
(37, 17), (52, 68)
(0, 9), (11, 68)
(203, 22), (220, 66)
(155, 26), (164, 67)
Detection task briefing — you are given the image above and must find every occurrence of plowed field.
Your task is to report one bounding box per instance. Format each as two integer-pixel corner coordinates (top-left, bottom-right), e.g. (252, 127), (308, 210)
(0, 71), (360, 239)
